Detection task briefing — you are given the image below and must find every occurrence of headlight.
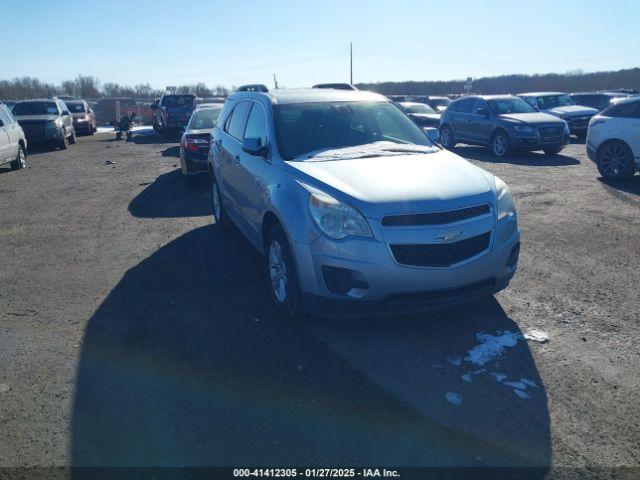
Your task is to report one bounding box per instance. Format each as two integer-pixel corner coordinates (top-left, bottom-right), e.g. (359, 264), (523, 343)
(495, 176), (516, 221)
(44, 121), (58, 131)
(512, 125), (533, 133)
(309, 191), (372, 240)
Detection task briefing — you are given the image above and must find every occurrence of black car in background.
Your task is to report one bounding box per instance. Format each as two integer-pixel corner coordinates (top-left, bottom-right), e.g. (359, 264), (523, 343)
(569, 92), (633, 112)
(152, 94), (197, 133)
(439, 95), (569, 158)
(427, 96), (452, 113)
(396, 101), (441, 127)
(179, 104), (223, 185)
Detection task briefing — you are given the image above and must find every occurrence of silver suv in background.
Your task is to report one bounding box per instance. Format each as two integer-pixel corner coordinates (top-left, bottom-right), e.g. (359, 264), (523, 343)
(518, 92), (598, 138)
(208, 88), (520, 317)
(12, 98), (76, 150)
(0, 102), (27, 171)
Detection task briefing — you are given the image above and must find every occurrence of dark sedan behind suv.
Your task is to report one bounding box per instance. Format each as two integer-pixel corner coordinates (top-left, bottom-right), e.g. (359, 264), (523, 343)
(439, 95), (569, 157)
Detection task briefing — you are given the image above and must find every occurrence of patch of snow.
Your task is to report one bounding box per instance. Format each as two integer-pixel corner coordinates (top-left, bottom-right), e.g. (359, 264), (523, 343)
(445, 392), (463, 406)
(491, 373), (507, 382)
(513, 389), (531, 400)
(461, 373), (472, 382)
(504, 381), (527, 390)
(521, 378), (538, 388)
(464, 331), (522, 366)
(472, 368), (486, 375)
(524, 329), (549, 343)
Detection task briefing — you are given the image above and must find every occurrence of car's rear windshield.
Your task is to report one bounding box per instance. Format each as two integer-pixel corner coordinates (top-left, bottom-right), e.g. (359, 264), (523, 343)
(188, 107), (222, 130)
(489, 98), (536, 115)
(537, 95), (575, 109)
(400, 102), (436, 114)
(274, 101), (432, 160)
(13, 102), (59, 116)
(161, 95), (194, 107)
(65, 102), (86, 113)
(430, 98), (451, 107)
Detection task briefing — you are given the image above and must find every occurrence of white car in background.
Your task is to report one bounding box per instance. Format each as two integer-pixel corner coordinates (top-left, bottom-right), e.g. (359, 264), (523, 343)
(587, 96), (640, 179)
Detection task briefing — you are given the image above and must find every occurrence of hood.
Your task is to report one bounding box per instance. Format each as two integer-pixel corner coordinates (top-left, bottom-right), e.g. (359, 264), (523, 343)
(499, 112), (564, 125)
(544, 105), (598, 117)
(285, 149), (495, 218)
(15, 114), (59, 122)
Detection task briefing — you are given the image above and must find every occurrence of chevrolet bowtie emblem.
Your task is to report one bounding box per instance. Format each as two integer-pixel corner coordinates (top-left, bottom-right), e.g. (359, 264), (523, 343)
(436, 229), (463, 242)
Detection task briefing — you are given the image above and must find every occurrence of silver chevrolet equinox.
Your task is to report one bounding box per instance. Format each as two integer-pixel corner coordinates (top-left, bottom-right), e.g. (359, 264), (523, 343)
(208, 87), (520, 317)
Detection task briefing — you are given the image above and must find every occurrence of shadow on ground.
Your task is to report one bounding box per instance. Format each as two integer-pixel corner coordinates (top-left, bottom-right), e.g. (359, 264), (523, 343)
(453, 145), (580, 166)
(598, 176), (640, 196)
(133, 131), (181, 145)
(128, 169), (211, 218)
(71, 221), (551, 473)
(162, 145), (180, 158)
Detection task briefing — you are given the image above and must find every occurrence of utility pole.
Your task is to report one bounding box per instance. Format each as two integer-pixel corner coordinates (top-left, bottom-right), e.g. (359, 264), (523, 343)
(273, 74), (278, 90)
(350, 42), (353, 85)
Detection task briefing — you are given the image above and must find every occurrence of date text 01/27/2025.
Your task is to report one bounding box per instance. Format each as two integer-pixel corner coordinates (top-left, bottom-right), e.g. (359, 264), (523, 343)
(233, 468), (400, 478)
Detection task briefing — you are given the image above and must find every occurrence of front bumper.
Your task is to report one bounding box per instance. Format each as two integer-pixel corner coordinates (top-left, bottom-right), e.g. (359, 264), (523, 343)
(181, 149), (209, 175)
(586, 141), (598, 162)
(509, 130), (569, 151)
(73, 121), (92, 132)
(292, 215), (520, 317)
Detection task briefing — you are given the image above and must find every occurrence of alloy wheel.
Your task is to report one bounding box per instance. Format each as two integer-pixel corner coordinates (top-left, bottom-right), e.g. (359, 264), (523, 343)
(268, 240), (288, 303)
(493, 134), (507, 156)
(18, 148), (26, 168)
(212, 181), (221, 221)
(600, 143), (629, 177)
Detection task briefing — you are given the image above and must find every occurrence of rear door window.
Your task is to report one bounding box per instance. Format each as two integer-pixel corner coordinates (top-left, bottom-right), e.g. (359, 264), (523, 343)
(457, 98), (475, 113)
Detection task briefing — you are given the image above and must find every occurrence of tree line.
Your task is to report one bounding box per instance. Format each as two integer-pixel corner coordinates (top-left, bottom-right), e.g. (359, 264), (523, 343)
(356, 68), (640, 95)
(0, 75), (231, 100)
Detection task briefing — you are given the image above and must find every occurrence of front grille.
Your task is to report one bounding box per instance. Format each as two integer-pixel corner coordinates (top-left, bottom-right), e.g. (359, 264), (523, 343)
(538, 125), (563, 142)
(382, 204), (490, 227)
(20, 122), (45, 141)
(390, 232), (491, 267)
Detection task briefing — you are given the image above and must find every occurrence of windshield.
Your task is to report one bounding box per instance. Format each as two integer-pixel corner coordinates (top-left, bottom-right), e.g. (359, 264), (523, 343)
(488, 98), (536, 115)
(13, 102), (59, 116)
(537, 94), (575, 109)
(400, 102), (436, 114)
(66, 102), (86, 113)
(161, 95), (194, 107)
(274, 101), (433, 161)
(188, 107), (222, 130)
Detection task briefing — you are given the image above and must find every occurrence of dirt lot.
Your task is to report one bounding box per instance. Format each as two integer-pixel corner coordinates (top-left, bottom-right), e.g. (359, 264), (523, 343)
(0, 131), (638, 478)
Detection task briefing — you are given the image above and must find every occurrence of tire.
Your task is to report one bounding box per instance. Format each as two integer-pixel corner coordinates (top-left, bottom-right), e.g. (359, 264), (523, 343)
(544, 148), (563, 156)
(597, 140), (635, 180)
(210, 174), (231, 229)
(126, 131), (132, 141)
(116, 131), (122, 140)
(58, 130), (68, 150)
(265, 224), (303, 317)
(68, 129), (76, 145)
(439, 125), (455, 149)
(10, 146), (26, 171)
(89, 124), (95, 135)
(576, 131), (587, 140)
(490, 130), (510, 158)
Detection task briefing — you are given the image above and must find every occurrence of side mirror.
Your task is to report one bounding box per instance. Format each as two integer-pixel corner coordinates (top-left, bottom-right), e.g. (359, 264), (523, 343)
(242, 137), (267, 157)
(62, 111), (70, 116)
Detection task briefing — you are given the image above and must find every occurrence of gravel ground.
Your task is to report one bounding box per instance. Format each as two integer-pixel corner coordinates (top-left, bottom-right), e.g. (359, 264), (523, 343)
(0, 130), (638, 478)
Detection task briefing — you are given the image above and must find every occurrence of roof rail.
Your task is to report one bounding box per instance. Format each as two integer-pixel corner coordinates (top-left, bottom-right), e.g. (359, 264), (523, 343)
(236, 84), (269, 93)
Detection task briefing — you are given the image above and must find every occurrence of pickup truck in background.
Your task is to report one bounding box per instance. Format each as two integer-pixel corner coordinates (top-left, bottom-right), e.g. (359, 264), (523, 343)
(152, 94), (197, 133)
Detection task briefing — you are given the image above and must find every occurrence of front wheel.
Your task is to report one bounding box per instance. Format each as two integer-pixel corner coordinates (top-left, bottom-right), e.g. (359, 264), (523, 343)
(58, 130), (68, 150)
(597, 141), (635, 179)
(265, 225), (303, 317)
(10, 146), (26, 170)
(439, 126), (455, 149)
(211, 174), (231, 229)
(68, 129), (76, 144)
(491, 131), (510, 158)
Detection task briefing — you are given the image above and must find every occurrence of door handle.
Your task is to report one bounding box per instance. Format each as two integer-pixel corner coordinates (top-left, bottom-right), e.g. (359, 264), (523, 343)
(232, 154), (241, 165)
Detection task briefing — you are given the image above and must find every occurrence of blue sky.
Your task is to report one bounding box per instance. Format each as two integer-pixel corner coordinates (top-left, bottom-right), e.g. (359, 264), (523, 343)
(3, 0), (640, 88)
